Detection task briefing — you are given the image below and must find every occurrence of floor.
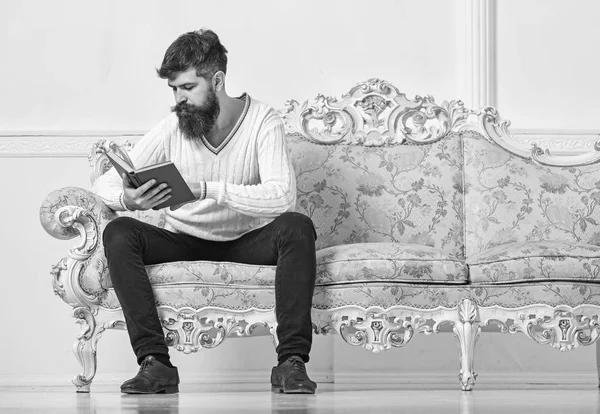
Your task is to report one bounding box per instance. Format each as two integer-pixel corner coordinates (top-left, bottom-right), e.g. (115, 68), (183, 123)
(1, 381), (600, 414)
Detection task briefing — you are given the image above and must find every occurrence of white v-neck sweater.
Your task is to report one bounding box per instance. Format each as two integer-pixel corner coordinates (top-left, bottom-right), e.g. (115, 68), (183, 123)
(93, 95), (297, 241)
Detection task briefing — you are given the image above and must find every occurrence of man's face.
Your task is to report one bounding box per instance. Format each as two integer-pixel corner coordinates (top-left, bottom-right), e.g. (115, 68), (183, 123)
(169, 68), (220, 140)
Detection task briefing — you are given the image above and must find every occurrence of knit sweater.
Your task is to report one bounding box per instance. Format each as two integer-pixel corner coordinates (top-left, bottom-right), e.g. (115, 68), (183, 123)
(93, 94), (297, 241)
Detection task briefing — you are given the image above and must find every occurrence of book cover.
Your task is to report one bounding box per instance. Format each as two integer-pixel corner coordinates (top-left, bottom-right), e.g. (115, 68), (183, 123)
(105, 149), (196, 210)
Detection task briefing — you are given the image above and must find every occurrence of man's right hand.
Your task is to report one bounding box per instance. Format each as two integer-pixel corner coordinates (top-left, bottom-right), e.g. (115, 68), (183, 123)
(121, 173), (172, 211)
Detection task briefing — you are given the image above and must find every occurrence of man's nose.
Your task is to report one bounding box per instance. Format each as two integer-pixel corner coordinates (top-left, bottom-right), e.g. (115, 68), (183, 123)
(175, 91), (187, 104)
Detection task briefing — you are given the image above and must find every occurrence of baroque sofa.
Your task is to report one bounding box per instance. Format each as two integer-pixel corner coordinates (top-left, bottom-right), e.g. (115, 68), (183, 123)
(40, 79), (600, 392)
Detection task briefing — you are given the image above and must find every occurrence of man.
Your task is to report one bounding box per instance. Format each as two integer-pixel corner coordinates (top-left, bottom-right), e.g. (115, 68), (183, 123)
(93, 29), (317, 395)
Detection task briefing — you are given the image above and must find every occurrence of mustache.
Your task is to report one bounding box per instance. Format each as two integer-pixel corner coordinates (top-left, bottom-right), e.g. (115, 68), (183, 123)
(171, 101), (198, 114)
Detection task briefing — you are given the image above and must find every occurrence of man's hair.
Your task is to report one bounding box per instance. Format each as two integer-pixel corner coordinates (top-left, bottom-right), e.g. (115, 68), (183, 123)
(157, 29), (228, 80)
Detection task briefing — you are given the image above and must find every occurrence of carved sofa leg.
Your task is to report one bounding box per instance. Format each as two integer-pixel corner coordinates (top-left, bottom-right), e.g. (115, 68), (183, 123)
(72, 307), (100, 392)
(71, 307), (124, 392)
(453, 298), (481, 391)
(268, 323), (279, 350)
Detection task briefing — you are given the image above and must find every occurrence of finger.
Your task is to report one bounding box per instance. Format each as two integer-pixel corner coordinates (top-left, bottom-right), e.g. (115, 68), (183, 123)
(150, 194), (172, 209)
(147, 185), (171, 201)
(139, 187), (170, 210)
(136, 179), (157, 194)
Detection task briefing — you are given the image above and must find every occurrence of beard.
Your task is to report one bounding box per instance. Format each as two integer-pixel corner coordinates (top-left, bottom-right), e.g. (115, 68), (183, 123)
(172, 87), (220, 141)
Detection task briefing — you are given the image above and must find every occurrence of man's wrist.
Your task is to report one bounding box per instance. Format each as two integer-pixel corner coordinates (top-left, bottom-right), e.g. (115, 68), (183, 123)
(119, 191), (134, 211)
(190, 182), (207, 200)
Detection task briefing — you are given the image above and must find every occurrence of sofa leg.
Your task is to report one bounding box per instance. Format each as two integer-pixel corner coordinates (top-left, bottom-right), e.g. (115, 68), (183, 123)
(72, 307), (103, 392)
(453, 298), (481, 391)
(268, 322), (279, 350)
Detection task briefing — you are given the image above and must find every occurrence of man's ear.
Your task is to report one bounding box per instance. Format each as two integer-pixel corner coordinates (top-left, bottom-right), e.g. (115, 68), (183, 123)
(213, 71), (225, 91)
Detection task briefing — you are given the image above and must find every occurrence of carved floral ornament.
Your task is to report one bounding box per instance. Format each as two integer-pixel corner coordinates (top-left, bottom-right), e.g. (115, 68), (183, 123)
(484, 307), (600, 352)
(281, 78), (469, 146)
(88, 139), (134, 184)
(50, 258), (68, 300)
(280, 79), (600, 167)
(159, 306), (278, 354)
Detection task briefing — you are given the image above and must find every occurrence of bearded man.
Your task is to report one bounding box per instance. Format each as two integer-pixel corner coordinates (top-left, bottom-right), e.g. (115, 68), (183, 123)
(93, 29), (318, 395)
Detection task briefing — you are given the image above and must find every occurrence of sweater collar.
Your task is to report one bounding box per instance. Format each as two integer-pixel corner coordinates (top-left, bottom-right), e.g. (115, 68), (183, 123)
(201, 93), (251, 155)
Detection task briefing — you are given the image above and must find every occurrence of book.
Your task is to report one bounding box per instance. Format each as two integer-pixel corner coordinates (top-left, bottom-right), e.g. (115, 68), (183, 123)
(104, 148), (196, 210)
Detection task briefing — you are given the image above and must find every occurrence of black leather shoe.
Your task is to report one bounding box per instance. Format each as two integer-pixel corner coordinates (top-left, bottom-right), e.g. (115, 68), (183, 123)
(271, 356), (317, 394)
(121, 356), (180, 394)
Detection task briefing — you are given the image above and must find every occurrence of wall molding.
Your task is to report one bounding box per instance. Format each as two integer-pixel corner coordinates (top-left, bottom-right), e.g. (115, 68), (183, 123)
(461, 0), (497, 110)
(0, 130), (597, 158)
(0, 133), (142, 158)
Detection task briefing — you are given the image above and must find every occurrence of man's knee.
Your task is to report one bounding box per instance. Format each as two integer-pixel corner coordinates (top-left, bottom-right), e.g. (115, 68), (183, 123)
(103, 216), (139, 252)
(276, 212), (317, 241)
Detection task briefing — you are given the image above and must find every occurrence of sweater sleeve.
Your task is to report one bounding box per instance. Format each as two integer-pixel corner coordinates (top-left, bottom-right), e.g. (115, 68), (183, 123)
(205, 118), (296, 218)
(92, 117), (171, 211)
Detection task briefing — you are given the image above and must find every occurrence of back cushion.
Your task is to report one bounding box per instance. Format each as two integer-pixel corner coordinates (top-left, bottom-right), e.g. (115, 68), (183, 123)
(287, 132), (465, 259)
(463, 130), (600, 256)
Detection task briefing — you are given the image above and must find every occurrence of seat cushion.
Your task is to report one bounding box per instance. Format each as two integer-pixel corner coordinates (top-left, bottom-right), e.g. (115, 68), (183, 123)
(316, 243), (467, 284)
(100, 280), (600, 311)
(468, 241), (600, 284)
(135, 242), (467, 289)
(143, 261), (276, 287)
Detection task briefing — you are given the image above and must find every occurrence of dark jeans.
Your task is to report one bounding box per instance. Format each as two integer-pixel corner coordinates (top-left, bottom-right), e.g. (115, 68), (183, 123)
(102, 212), (317, 364)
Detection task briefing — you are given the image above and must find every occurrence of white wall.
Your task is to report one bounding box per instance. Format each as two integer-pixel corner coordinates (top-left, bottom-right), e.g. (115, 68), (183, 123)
(496, 0), (600, 130)
(0, 0), (598, 386)
(0, 0), (459, 133)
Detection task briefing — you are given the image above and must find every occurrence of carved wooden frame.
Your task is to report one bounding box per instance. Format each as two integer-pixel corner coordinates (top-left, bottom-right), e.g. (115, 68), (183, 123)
(281, 78), (600, 166)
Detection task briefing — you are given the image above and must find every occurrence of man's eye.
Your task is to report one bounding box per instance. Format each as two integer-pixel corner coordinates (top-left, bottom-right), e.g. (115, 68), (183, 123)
(182, 86), (193, 91)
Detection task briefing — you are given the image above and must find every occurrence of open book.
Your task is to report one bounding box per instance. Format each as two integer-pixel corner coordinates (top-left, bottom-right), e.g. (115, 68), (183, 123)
(104, 148), (196, 211)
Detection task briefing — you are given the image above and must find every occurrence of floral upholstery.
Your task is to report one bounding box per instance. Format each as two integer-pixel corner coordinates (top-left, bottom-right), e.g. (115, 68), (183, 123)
(468, 240), (600, 283)
(119, 208), (166, 228)
(462, 131), (600, 258)
(316, 243), (467, 284)
(97, 281), (600, 310)
(286, 133), (465, 259)
(311, 281), (600, 309)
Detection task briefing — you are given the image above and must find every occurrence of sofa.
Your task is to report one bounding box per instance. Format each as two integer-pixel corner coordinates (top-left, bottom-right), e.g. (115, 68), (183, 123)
(40, 79), (600, 392)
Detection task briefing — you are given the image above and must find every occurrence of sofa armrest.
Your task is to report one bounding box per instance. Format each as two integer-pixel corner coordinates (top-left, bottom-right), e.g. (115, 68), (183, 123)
(40, 186), (116, 253)
(40, 187), (117, 307)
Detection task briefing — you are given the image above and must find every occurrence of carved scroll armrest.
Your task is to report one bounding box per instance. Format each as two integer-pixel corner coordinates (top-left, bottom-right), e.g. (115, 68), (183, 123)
(39, 187), (116, 259)
(40, 187), (117, 308)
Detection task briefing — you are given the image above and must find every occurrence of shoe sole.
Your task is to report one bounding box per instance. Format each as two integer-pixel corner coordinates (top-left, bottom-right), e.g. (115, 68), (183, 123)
(121, 385), (179, 394)
(271, 385), (315, 394)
